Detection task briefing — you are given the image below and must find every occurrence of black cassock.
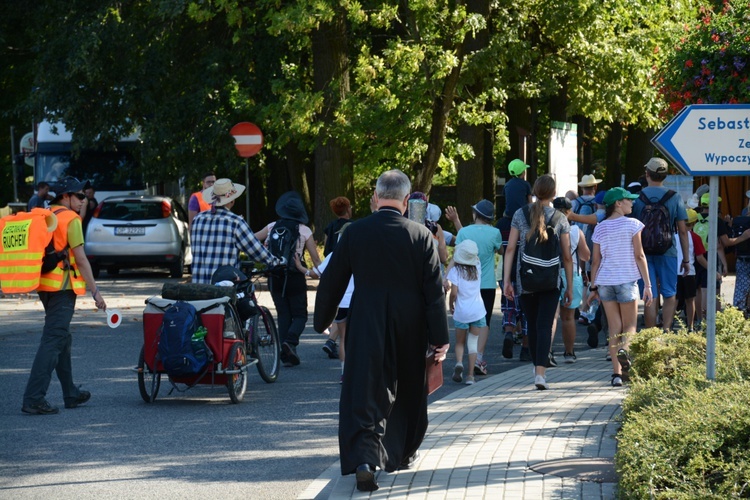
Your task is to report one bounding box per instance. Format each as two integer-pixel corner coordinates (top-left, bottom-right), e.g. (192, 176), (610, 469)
(314, 208), (449, 474)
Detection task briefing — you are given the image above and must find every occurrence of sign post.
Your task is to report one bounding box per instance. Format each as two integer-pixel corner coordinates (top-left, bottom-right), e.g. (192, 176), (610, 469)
(652, 104), (750, 380)
(230, 122), (264, 222)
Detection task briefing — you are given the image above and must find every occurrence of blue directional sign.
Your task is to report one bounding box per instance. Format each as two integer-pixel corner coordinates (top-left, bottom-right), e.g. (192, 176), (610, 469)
(652, 104), (750, 176)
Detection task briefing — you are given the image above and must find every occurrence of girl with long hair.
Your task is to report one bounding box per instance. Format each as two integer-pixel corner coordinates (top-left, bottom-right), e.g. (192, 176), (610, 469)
(503, 174), (573, 390)
(587, 187), (653, 387)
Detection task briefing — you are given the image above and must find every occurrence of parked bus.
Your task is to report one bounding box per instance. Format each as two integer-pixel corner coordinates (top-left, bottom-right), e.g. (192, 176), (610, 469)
(33, 120), (146, 201)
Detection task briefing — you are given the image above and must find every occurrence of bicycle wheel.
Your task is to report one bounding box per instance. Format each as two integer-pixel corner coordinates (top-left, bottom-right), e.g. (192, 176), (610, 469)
(137, 346), (161, 403)
(253, 306), (280, 383)
(226, 341), (247, 403)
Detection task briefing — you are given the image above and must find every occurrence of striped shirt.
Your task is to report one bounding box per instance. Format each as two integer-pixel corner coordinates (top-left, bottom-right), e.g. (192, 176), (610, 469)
(591, 216), (644, 286)
(191, 208), (280, 284)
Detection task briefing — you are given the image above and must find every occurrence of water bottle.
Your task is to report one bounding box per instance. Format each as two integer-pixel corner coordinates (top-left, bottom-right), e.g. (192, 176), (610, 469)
(192, 326), (208, 341)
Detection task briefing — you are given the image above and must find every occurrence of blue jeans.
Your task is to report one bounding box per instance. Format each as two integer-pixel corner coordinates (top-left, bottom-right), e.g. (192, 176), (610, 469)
(23, 290), (83, 406)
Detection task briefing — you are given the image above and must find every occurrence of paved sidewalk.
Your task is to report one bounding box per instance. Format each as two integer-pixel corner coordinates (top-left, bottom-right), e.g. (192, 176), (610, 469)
(300, 348), (623, 499)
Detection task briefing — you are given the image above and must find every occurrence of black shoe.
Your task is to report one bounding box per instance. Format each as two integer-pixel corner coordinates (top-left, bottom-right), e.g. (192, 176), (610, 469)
(398, 451), (420, 470)
(546, 351), (557, 368)
(587, 324), (599, 348)
(65, 390), (91, 409)
(355, 464), (378, 492)
(519, 347), (531, 362)
(502, 332), (514, 359)
(281, 342), (300, 367)
(22, 400), (59, 415)
(322, 339), (339, 359)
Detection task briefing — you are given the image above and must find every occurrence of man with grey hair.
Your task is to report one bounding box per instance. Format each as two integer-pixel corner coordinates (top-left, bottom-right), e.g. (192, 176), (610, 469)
(314, 169), (449, 492)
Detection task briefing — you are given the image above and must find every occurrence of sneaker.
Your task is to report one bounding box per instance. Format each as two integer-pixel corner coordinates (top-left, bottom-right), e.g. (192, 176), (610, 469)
(605, 353), (612, 362)
(519, 347), (531, 362)
(563, 352), (577, 364)
(502, 332), (514, 359)
(534, 374), (548, 390)
(611, 374), (623, 387)
(546, 351), (557, 368)
(322, 339), (339, 359)
(577, 316), (590, 325)
(473, 360), (488, 376)
(64, 389), (91, 409)
(21, 400), (59, 415)
(452, 364), (463, 383)
(617, 349), (631, 381)
(281, 342), (300, 367)
(465, 376), (475, 385)
(587, 324), (599, 348)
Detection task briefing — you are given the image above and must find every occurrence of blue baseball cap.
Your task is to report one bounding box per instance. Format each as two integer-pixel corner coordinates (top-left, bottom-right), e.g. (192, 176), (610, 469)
(594, 190), (607, 205)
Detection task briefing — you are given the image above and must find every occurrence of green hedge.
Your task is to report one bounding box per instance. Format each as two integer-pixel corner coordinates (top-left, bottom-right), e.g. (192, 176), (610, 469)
(616, 307), (750, 499)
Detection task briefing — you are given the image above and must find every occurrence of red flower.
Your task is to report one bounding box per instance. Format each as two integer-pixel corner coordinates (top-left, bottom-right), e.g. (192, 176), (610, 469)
(685, 60), (694, 68)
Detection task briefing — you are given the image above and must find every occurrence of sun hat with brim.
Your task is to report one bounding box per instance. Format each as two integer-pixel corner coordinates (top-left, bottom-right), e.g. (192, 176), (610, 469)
(202, 178), (246, 207)
(700, 193), (722, 206)
(603, 187), (638, 206)
(578, 174), (603, 187)
(275, 191), (309, 224)
(453, 240), (480, 266)
(686, 209), (699, 224)
(471, 199), (495, 220)
(508, 159), (530, 177)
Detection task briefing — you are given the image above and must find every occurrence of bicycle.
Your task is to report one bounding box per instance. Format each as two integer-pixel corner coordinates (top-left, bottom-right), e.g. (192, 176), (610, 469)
(222, 262), (281, 383)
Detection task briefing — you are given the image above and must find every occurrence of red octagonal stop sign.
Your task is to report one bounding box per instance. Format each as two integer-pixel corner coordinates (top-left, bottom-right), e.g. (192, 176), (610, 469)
(231, 122), (264, 157)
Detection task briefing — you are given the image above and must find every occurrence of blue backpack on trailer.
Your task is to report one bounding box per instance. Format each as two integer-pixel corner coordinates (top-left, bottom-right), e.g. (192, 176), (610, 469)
(158, 301), (212, 377)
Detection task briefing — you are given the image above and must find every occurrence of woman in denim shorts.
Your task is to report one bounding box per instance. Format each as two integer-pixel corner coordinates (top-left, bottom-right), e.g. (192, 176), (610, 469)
(587, 188), (653, 387)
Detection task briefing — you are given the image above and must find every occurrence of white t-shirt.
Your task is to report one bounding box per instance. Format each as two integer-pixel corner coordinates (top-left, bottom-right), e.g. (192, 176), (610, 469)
(447, 265), (486, 324)
(591, 216), (645, 286)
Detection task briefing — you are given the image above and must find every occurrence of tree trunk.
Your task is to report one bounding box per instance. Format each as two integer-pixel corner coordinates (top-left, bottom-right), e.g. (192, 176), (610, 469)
(454, 0), (491, 223)
(572, 114), (592, 176)
(625, 125), (656, 183)
(606, 121), (623, 188)
(312, 13), (352, 239)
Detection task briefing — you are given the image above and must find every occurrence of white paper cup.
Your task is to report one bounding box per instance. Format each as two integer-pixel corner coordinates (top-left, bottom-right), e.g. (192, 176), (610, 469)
(106, 308), (122, 329)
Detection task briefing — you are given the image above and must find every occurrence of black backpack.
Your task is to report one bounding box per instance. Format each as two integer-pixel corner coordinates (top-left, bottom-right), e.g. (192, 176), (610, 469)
(520, 206), (563, 292)
(41, 207), (71, 273)
(158, 301), (212, 377)
(268, 218), (300, 272)
(638, 190), (677, 255)
(732, 216), (750, 257)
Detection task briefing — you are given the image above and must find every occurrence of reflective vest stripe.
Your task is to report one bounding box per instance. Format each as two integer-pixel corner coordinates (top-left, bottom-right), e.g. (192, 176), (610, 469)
(0, 209), (56, 294)
(37, 209), (86, 295)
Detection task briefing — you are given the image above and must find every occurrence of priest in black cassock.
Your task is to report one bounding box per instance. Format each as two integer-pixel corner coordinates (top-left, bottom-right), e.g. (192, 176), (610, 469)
(313, 169), (450, 492)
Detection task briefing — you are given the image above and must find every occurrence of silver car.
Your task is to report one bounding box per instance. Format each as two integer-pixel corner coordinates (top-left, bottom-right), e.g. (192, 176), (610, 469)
(85, 195), (192, 278)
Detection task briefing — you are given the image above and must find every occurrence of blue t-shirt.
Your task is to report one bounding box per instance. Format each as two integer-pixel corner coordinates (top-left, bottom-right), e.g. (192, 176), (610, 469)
(455, 224), (503, 289)
(632, 186), (688, 257)
(503, 178), (532, 218)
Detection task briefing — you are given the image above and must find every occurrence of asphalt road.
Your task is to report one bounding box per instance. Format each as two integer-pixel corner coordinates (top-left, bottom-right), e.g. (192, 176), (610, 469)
(0, 268), (668, 499)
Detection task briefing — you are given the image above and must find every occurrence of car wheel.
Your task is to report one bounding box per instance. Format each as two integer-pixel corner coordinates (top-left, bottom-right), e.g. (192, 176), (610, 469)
(91, 263), (100, 279)
(107, 266), (120, 276)
(170, 252), (184, 279)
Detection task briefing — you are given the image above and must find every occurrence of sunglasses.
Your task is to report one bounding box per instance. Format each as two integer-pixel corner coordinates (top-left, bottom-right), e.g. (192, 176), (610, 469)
(70, 193), (87, 200)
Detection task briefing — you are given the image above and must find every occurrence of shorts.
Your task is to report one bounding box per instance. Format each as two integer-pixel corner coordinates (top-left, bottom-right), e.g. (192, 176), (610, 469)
(334, 307), (349, 323)
(598, 282), (639, 303)
(643, 254), (678, 298)
(454, 317), (488, 330)
(696, 263), (722, 290)
(676, 275), (697, 301)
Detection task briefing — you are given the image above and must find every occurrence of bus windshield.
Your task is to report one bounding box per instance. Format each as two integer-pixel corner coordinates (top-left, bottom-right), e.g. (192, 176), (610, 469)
(36, 146), (145, 192)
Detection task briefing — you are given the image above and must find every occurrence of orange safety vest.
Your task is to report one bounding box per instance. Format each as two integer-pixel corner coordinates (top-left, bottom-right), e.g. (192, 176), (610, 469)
(0, 208), (57, 293)
(37, 208), (86, 295)
(192, 191), (211, 213)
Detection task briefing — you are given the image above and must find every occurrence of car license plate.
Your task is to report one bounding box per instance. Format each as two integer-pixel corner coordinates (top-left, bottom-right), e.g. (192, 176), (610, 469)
(115, 226), (146, 236)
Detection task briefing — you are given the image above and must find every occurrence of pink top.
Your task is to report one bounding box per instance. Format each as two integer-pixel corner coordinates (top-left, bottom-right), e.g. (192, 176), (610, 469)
(592, 216), (645, 286)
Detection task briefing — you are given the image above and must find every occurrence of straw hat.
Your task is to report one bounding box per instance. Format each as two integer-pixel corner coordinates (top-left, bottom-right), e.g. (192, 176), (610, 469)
(202, 178), (245, 206)
(577, 174), (602, 187)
